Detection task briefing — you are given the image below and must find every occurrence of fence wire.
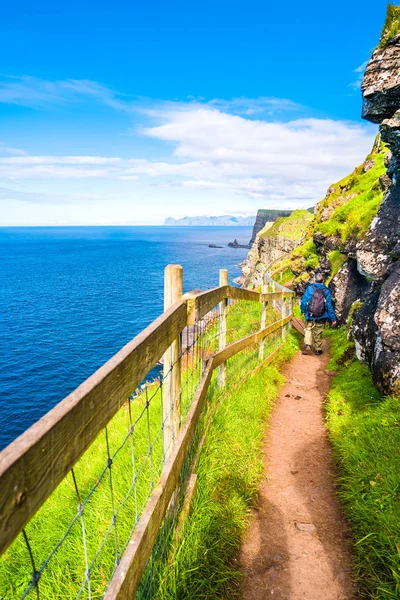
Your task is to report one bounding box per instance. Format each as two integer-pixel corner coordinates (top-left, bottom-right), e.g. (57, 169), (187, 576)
(0, 287), (293, 600)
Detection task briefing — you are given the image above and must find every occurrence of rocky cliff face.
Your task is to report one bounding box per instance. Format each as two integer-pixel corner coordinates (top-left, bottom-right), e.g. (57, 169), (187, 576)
(240, 7), (400, 396)
(352, 15), (400, 396)
(287, 136), (388, 316)
(249, 209), (294, 245)
(239, 210), (313, 289)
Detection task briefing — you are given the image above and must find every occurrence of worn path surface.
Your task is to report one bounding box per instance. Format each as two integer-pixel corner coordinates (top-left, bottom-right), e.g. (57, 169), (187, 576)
(239, 341), (356, 600)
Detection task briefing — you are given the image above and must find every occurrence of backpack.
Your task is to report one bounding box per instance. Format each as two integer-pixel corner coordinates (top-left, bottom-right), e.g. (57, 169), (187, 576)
(308, 285), (326, 318)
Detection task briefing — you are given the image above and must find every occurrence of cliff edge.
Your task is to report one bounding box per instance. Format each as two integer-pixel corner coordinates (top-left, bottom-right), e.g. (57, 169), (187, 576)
(241, 5), (400, 396)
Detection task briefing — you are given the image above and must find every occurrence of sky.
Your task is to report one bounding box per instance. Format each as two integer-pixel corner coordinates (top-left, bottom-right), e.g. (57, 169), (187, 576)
(0, 0), (391, 225)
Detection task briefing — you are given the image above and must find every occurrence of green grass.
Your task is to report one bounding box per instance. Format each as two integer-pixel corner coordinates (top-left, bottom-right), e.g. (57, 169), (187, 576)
(256, 209), (293, 220)
(154, 331), (300, 599)
(324, 327), (400, 599)
(260, 210), (313, 242)
(315, 142), (387, 243)
(279, 268), (294, 285)
(326, 250), (348, 284)
(380, 4), (400, 46)
(0, 301), (287, 599)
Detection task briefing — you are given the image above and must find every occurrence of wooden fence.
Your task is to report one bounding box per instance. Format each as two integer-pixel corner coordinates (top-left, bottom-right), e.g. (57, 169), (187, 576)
(0, 265), (295, 599)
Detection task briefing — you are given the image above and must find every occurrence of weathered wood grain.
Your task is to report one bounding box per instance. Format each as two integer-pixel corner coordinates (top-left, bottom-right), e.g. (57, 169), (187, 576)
(213, 316), (292, 368)
(218, 270), (229, 387)
(191, 286), (228, 321)
(259, 279), (268, 360)
(0, 300), (188, 555)
(228, 287), (261, 302)
(163, 265), (183, 458)
(260, 291), (293, 302)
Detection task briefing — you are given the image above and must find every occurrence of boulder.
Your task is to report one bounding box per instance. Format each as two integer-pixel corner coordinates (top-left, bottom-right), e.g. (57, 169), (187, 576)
(362, 34), (400, 123)
(331, 259), (372, 323)
(373, 261), (400, 395)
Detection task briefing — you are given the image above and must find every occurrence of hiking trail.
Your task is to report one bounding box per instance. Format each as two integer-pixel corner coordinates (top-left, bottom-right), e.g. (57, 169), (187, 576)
(239, 340), (357, 599)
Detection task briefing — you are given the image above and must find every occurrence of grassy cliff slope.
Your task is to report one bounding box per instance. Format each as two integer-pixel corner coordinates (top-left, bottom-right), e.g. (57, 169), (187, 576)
(260, 209), (314, 242)
(324, 327), (400, 599)
(273, 137), (389, 287)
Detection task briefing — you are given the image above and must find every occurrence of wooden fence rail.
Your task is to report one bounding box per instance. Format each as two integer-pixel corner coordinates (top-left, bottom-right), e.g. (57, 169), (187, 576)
(0, 265), (295, 599)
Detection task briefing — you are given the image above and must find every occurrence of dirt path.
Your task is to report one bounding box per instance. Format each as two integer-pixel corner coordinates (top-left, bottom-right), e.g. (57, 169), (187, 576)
(239, 341), (356, 599)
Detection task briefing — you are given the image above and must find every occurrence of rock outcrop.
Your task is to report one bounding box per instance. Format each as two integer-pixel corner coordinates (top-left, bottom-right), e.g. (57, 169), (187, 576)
(362, 34), (400, 124)
(287, 137), (388, 299)
(239, 210), (313, 289)
(249, 209), (294, 245)
(350, 11), (400, 396)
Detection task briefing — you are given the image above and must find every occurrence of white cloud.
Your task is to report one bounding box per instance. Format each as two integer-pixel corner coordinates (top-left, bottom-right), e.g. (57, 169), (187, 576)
(133, 105), (376, 206)
(0, 90), (377, 211)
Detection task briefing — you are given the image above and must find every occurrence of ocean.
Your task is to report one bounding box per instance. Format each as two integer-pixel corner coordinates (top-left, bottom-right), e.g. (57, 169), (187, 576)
(0, 226), (252, 450)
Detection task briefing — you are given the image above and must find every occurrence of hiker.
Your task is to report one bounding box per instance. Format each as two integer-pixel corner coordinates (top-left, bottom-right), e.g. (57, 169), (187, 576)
(300, 272), (337, 355)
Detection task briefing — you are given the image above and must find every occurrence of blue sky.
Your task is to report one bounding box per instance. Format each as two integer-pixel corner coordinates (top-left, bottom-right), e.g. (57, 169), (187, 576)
(0, 0), (389, 225)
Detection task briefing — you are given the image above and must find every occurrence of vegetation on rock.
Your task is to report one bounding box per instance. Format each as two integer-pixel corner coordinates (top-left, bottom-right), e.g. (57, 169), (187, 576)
(260, 210), (313, 242)
(380, 4), (400, 46)
(260, 136), (389, 290)
(313, 140), (387, 243)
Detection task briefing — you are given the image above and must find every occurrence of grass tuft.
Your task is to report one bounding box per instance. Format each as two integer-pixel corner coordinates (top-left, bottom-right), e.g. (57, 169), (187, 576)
(380, 4), (400, 46)
(324, 327), (400, 599)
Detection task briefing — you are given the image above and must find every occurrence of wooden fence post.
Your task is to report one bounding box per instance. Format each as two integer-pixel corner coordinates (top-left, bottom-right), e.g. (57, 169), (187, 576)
(218, 269), (228, 386)
(259, 277), (268, 360)
(281, 292), (287, 340)
(272, 279), (276, 310)
(163, 264), (183, 459)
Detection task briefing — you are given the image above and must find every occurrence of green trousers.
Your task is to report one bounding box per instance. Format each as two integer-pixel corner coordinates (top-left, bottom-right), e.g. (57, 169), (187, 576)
(304, 320), (325, 351)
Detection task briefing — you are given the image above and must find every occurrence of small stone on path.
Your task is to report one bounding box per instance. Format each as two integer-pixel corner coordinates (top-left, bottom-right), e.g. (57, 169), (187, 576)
(295, 522), (317, 534)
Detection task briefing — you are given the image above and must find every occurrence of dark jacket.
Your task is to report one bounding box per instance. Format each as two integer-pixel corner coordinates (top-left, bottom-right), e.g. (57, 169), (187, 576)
(300, 282), (337, 322)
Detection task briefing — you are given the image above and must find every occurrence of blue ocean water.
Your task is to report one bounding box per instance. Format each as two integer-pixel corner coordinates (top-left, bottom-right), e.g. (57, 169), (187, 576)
(0, 226), (252, 450)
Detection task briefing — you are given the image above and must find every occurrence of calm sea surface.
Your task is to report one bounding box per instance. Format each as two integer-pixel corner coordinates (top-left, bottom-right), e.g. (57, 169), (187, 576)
(0, 226), (252, 449)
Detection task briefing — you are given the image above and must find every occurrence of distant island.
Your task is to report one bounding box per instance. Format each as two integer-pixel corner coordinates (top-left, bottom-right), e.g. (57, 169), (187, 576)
(164, 215), (256, 226)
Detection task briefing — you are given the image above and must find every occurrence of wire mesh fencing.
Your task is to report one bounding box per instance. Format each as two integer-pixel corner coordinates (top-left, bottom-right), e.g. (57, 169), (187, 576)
(0, 271), (294, 600)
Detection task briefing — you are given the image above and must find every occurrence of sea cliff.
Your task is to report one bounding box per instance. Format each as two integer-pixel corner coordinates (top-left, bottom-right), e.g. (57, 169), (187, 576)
(241, 7), (400, 396)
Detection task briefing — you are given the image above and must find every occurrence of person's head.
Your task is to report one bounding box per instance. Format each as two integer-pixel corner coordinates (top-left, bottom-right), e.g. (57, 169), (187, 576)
(314, 272), (325, 283)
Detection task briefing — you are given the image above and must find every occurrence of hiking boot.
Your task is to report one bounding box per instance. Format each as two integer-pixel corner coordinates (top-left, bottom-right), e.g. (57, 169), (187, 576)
(314, 350), (323, 355)
(302, 345), (312, 355)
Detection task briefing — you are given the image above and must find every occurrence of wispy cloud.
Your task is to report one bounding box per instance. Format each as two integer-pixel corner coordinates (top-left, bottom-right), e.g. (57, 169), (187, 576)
(208, 96), (302, 116)
(0, 76), (130, 110)
(349, 60), (369, 91)
(0, 141), (27, 156)
(0, 75), (305, 121)
(0, 187), (99, 204)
